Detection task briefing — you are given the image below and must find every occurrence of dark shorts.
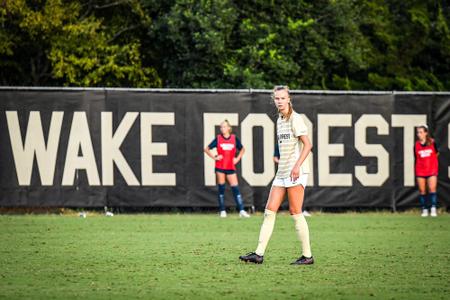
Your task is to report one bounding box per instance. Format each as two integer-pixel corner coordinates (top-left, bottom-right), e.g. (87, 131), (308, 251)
(416, 174), (438, 179)
(215, 168), (236, 175)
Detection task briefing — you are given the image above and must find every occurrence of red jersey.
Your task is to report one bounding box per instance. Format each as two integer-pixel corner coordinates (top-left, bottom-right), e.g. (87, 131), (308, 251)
(414, 139), (439, 177)
(216, 134), (237, 171)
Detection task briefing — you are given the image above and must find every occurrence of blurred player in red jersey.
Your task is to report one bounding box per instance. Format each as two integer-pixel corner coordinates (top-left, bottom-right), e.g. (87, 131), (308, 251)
(204, 120), (250, 218)
(415, 125), (439, 217)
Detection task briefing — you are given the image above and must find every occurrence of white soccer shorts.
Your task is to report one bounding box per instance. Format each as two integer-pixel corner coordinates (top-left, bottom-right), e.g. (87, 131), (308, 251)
(272, 174), (308, 188)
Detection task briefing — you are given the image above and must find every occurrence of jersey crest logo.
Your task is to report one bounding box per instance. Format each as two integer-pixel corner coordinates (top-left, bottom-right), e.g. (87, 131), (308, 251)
(418, 149), (432, 158)
(220, 143), (235, 151)
(278, 133), (291, 140)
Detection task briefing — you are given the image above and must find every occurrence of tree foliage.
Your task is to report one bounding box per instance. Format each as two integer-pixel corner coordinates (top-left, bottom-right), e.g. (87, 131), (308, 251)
(0, 0), (161, 87)
(1, 0), (449, 90)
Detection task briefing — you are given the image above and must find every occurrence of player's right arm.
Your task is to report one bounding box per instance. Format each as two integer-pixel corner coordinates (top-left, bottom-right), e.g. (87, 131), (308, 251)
(273, 143), (280, 164)
(204, 137), (222, 160)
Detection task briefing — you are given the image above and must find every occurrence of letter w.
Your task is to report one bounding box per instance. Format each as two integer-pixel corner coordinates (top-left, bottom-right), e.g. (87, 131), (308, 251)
(6, 111), (63, 186)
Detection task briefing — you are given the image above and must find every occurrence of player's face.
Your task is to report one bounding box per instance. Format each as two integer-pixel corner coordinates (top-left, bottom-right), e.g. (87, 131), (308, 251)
(273, 89), (290, 111)
(220, 122), (231, 135)
(417, 128), (427, 141)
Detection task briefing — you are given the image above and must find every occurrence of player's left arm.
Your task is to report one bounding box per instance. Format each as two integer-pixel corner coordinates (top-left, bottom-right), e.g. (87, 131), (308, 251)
(290, 135), (312, 181)
(233, 137), (245, 165)
(290, 114), (312, 181)
(434, 141), (440, 157)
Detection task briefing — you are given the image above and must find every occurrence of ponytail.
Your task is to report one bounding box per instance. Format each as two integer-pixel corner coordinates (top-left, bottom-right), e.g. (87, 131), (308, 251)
(285, 101), (293, 120)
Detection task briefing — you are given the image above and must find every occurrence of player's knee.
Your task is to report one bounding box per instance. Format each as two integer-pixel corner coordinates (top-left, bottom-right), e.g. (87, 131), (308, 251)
(289, 208), (302, 215)
(265, 204), (279, 213)
(263, 209), (276, 218)
(228, 178), (238, 185)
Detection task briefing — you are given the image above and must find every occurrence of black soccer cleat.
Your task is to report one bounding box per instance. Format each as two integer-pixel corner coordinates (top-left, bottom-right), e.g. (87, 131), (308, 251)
(239, 252), (264, 264)
(290, 255), (314, 265)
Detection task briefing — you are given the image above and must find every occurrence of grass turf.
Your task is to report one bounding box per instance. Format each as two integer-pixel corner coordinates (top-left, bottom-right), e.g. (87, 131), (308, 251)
(0, 212), (449, 299)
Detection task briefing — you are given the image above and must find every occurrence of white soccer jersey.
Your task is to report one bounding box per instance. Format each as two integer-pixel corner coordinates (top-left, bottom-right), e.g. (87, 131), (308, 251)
(276, 111), (311, 179)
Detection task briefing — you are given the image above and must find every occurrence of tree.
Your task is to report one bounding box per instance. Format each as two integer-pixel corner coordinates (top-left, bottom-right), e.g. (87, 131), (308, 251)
(1, 0), (449, 90)
(0, 0), (161, 87)
(360, 0), (450, 90)
(147, 0), (376, 89)
(148, 0), (237, 88)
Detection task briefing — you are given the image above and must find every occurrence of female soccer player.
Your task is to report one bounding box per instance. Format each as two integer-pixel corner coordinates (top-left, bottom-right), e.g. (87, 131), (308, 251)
(415, 125), (439, 217)
(204, 120), (250, 218)
(239, 85), (313, 265)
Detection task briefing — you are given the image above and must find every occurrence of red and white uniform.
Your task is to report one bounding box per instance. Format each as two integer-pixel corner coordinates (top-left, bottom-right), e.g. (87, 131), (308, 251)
(216, 134), (237, 171)
(414, 139), (439, 177)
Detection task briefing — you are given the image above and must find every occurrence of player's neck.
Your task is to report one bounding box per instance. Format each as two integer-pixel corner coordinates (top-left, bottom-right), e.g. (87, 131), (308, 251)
(279, 107), (290, 119)
(419, 138), (426, 144)
(280, 109), (289, 119)
(222, 133), (231, 138)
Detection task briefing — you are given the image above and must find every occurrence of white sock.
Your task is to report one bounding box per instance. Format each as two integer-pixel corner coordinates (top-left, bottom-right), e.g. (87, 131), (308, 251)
(291, 213), (312, 257)
(255, 209), (276, 256)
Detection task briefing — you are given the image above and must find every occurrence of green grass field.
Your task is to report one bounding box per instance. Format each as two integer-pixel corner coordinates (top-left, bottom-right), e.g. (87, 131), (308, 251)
(0, 212), (449, 299)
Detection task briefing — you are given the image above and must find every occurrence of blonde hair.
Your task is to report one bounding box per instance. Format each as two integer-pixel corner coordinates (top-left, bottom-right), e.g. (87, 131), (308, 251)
(272, 85), (293, 120)
(221, 119), (232, 134)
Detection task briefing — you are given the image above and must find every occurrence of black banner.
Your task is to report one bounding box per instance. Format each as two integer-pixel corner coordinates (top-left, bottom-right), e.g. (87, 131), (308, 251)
(0, 88), (449, 209)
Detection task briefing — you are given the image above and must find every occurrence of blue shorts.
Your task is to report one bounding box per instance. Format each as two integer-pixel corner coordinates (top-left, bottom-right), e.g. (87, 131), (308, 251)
(215, 168), (236, 175)
(416, 175), (437, 179)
